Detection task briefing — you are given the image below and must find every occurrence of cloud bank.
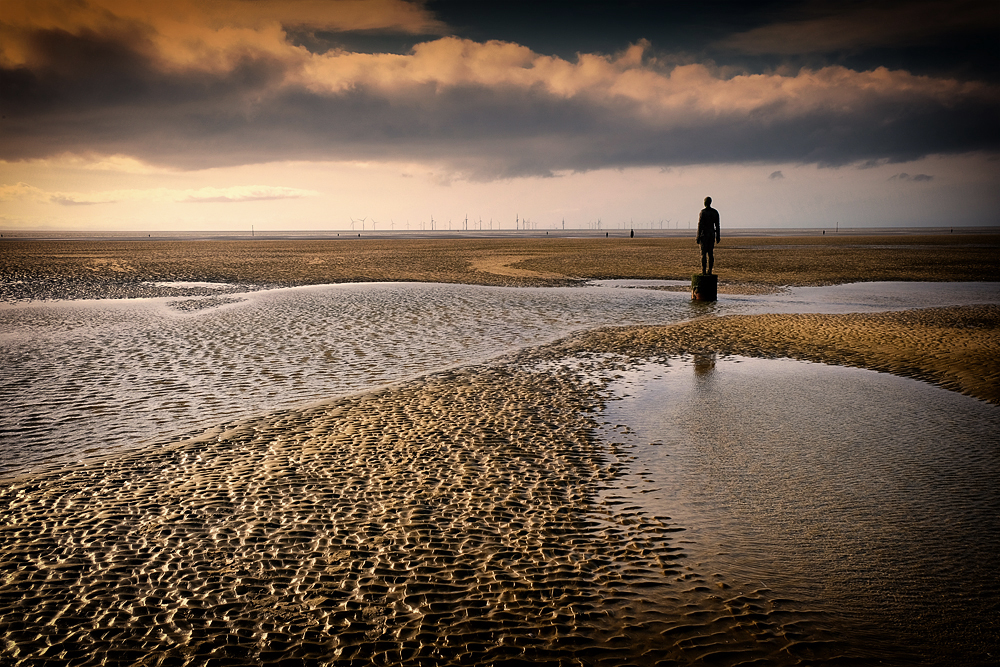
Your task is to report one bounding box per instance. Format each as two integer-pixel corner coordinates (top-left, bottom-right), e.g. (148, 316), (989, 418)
(2, 0), (998, 180)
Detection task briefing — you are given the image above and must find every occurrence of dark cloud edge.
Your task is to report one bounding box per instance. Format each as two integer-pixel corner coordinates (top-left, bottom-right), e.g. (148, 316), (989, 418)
(4, 82), (998, 180)
(2, 21), (999, 179)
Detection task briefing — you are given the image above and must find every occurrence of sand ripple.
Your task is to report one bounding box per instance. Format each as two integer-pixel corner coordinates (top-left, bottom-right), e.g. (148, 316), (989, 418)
(0, 358), (841, 665)
(0, 282), (691, 478)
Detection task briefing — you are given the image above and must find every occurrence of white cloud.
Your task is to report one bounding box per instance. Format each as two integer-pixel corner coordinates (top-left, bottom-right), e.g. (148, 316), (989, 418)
(178, 185), (321, 202)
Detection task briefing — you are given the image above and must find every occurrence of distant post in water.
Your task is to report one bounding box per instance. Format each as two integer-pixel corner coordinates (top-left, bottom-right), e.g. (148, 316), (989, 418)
(691, 273), (717, 301)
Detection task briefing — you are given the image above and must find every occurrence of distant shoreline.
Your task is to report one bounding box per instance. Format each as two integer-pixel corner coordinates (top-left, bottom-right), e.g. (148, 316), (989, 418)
(2, 225), (998, 242)
(3, 232), (998, 302)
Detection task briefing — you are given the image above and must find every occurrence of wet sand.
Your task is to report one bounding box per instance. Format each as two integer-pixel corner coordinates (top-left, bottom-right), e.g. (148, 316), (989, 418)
(2, 234), (999, 664)
(2, 233), (999, 299)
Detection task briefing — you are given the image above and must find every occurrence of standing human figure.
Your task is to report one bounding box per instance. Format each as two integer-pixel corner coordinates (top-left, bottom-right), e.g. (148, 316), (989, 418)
(696, 196), (721, 274)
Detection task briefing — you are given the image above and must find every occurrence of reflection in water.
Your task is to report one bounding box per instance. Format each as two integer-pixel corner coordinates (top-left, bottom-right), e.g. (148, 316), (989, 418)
(692, 352), (716, 377)
(601, 357), (1000, 665)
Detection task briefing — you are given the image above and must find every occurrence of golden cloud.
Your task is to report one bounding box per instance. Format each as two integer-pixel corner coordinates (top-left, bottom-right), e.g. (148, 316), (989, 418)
(299, 37), (992, 120)
(0, 0), (445, 70)
(2, 1), (996, 174)
(0, 154), (166, 174)
(4, 1), (990, 118)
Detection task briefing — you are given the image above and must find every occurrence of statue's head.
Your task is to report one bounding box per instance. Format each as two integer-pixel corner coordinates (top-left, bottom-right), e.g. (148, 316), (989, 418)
(704, 196), (712, 206)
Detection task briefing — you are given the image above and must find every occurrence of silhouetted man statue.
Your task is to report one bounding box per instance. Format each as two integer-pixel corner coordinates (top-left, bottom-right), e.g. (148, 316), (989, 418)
(696, 196), (720, 274)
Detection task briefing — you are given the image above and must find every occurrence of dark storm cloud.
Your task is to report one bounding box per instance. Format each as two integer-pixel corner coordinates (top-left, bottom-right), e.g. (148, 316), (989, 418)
(890, 173), (933, 182)
(718, 0), (997, 54)
(432, 0), (1000, 81)
(714, 0), (1000, 81)
(856, 159), (889, 169)
(1, 0), (998, 178)
(426, 0), (777, 60)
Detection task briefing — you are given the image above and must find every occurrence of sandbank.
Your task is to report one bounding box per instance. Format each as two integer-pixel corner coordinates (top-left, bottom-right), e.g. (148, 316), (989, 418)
(2, 233), (998, 300)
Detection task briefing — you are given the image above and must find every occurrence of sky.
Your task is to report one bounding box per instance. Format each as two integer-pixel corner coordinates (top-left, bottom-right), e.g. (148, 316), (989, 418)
(1, 0), (998, 232)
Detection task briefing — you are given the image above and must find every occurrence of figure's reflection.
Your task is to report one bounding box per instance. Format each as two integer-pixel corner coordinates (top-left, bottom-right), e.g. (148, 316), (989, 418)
(693, 352), (717, 377)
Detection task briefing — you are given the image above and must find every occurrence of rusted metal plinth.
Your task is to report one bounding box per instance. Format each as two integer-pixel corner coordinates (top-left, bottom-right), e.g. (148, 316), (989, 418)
(691, 273), (718, 301)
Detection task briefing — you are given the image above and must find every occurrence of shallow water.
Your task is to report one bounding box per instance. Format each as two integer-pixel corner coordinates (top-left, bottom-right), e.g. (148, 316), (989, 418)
(731, 280), (1000, 315)
(594, 279), (1000, 315)
(0, 283), (686, 477)
(600, 356), (1000, 664)
(1, 281), (998, 478)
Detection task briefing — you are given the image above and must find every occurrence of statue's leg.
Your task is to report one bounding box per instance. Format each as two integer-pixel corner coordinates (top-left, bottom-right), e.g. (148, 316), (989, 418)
(708, 249), (714, 274)
(701, 248), (707, 274)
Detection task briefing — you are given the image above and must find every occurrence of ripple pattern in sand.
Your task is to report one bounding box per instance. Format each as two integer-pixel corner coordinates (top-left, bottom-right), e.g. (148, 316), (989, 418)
(0, 282), (690, 478)
(0, 360), (841, 666)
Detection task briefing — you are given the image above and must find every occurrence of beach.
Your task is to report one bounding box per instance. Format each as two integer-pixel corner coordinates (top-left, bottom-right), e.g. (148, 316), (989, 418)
(3, 233), (999, 299)
(1, 233), (999, 665)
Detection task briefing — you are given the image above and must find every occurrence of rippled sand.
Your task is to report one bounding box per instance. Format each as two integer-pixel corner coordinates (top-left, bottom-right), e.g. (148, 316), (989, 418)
(0, 356), (847, 665)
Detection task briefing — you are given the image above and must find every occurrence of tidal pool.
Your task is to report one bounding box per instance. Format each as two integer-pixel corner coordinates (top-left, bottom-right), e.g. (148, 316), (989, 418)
(599, 356), (1000, 664)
